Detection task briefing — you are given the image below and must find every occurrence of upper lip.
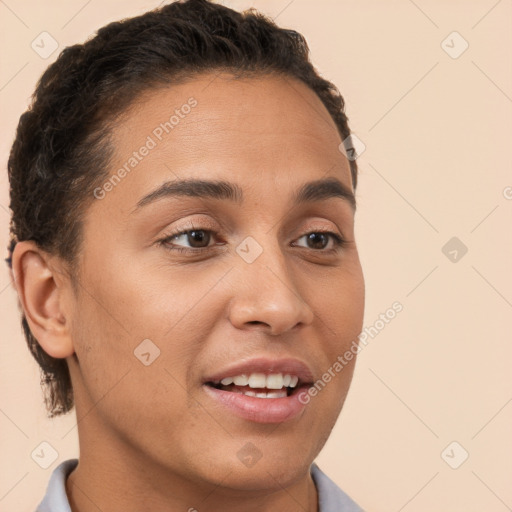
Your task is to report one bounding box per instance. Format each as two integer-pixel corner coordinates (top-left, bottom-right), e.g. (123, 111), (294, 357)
(203, 357), (315, 385)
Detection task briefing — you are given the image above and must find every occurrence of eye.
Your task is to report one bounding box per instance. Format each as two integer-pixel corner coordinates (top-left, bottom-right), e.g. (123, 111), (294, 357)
(158, 227), (347, 255)
(293, 231), (346, 252)
(160, 228), (218, 253)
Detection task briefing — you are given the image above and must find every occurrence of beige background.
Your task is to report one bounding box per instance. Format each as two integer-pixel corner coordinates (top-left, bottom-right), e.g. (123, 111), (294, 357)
(1, 1), (511, 511)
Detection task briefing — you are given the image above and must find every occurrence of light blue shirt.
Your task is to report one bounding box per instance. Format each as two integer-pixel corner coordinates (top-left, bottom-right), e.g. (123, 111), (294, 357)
(36, 459), (363, 511)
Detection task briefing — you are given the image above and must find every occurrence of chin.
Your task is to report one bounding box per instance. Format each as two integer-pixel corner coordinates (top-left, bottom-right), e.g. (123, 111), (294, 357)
(193, 437), (317, 493)
(210, 461), (311, 493)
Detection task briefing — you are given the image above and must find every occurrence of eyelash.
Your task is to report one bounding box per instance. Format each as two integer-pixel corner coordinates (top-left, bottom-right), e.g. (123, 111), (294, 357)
(158, 227), (347, 255)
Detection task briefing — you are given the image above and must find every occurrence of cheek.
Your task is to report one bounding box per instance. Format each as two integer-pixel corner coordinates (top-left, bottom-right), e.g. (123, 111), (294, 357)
(317, 264), (365, 336)
(70, 258), (222, 404)
(311, 264), (364, 400)
(69, 288), (195, 438)
(69, 289), (134, 401)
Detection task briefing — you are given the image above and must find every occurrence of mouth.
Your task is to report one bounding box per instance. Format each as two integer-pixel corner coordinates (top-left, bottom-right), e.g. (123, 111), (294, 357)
(202, 359), (315, 424)
(205, 372), (304, 398)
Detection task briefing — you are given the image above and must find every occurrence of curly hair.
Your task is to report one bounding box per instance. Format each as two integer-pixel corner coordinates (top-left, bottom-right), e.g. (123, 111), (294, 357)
(6, 0), (358, 417)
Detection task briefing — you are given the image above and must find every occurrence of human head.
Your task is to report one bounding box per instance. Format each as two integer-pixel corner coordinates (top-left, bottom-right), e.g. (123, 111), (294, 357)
(7, 0), (359, 418)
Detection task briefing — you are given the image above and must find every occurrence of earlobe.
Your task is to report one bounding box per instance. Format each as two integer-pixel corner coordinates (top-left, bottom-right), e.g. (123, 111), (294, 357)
(11, 241), (75, 359)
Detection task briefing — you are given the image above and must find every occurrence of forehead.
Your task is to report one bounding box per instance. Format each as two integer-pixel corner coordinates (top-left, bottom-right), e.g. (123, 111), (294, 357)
(111, 73), (348, 170)
(91, 72), (353, 221)
(119, 72), (339, 135)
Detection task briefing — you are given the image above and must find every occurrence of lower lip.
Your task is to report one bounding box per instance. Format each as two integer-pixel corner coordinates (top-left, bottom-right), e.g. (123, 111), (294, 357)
(203, 385), (310, 424)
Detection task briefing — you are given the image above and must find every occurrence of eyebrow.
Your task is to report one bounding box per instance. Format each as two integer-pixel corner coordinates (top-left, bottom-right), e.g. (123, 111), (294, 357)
(133, 176), (356, 212)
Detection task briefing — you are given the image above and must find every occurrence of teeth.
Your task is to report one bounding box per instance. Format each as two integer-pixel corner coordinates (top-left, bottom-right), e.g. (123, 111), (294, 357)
(265, 390), (287, 398)
(266, 374), (284, 389)
(248, 373), (267, 388)
(234, 389), (288, 399)
(217, 373), (300, 390)
(233, 375), (249, 386)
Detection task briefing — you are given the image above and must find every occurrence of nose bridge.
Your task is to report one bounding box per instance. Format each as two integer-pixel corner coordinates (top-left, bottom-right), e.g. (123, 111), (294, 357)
(228, 232), (314, 335)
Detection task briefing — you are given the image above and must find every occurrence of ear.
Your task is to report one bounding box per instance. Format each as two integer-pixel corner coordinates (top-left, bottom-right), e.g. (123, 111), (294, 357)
(11, 241), (75, 359)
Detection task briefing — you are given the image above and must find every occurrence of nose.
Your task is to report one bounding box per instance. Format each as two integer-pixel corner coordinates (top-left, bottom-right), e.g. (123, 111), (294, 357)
(227, 245), (314, 336)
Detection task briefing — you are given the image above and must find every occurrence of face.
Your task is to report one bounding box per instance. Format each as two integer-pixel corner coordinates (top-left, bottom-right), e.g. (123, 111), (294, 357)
(67, 72), (365, 493)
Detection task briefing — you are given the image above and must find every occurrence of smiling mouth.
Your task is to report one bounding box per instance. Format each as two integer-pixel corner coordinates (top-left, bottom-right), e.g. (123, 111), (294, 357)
(205, 372), (304, 398)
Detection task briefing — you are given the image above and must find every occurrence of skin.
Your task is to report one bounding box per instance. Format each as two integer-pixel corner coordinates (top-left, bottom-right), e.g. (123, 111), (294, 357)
(13, 72), (365, 512)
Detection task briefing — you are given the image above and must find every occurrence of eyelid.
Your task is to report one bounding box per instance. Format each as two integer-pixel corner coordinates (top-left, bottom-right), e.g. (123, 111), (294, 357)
(158, 217), (220, 239)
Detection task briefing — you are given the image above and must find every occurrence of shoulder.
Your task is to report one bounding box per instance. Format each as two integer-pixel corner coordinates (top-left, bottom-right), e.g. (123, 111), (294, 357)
(311, 463), (364, 512)
(36, 459), (78, 512)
